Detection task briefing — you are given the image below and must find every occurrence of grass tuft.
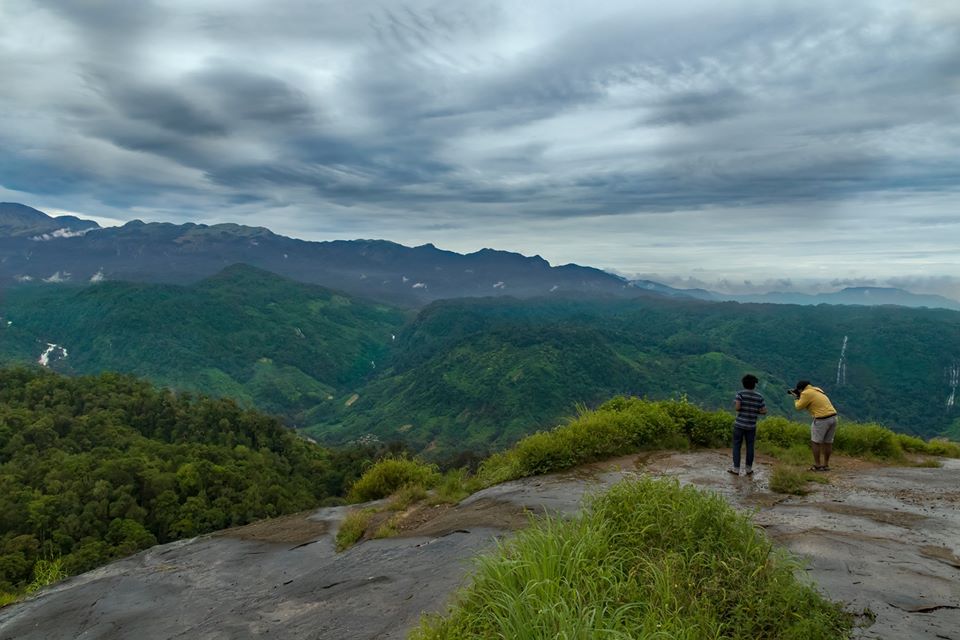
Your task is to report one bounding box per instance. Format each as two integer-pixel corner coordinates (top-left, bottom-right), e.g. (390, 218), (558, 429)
(335, 509), (373, 551)
(769, 466), (820, 495)
(412, 476), (852, 639)
(430, 468), (483, 506)
(387, 484), (428, 511)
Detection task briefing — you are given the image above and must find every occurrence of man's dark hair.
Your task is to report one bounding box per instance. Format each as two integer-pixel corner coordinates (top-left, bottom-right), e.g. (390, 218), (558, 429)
(742, 374), (759, 389)
(795, 380), (811, 393)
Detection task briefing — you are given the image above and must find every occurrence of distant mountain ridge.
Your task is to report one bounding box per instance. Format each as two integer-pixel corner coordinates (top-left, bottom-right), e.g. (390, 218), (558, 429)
(0, 203), (636, 306)
(4, 203), (959, 311)
(0, 202), (99, 238)
(629, 280), (960, 311)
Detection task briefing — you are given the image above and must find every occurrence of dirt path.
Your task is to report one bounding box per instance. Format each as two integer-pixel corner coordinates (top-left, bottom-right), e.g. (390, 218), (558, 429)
(1, 451), (957, 639)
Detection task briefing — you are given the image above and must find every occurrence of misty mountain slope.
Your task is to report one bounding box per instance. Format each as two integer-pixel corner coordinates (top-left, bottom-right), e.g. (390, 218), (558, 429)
(0, 265), (408, 419)
(725, 287), (960, 311)
(0, 204), (641, 306)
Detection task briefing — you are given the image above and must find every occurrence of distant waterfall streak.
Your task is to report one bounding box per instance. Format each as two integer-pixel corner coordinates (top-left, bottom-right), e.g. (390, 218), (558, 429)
(947, 363), (959, 409)
(836, 335), (848, 386)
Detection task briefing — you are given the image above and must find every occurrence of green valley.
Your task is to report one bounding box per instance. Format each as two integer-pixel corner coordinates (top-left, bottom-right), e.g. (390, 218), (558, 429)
(3, 266), (960, 457)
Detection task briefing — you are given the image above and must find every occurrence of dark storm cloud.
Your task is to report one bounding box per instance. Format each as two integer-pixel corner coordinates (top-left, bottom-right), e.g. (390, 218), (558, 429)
(88, 71), (229, 137)
(192, 69), (314, 123)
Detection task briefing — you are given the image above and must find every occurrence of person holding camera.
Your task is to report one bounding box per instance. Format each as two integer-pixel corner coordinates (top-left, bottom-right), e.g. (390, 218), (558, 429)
(789, 381), (838, 471)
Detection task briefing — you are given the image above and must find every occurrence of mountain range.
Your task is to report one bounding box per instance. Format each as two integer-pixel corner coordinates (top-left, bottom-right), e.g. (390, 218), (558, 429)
(3, 203), (959, 310)
(1, 203), (637, 307)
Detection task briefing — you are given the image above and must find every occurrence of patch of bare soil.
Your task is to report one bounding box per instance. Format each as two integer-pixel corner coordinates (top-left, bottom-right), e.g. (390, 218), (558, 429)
(214, 511), (328, 544)
(818, 502), (928, 527)
(394, 498), (533, 538)
(919, 545), (960, 569)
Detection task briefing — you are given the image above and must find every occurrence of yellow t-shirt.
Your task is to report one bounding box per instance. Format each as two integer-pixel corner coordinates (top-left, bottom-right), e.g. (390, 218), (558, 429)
(795, 386), (837, 418)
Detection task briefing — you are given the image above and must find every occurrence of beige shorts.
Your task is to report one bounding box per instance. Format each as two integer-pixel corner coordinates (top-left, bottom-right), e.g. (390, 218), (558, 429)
(811, 415), (838, 444)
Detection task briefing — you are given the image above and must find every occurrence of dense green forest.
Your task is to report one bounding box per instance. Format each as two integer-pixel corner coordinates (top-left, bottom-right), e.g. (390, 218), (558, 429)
(0, 367), (374, 596)
(315, 296), (960, 452)
(0, 265), (408, 420)
(3, 266), (960, 456)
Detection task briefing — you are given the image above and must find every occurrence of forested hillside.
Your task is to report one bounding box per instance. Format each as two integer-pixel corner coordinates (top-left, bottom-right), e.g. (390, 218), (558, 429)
(314, 296), (960, 452)
(0, 368), (374, 597)
(3, 267), (960, 456)
(0, 265), (408, 421)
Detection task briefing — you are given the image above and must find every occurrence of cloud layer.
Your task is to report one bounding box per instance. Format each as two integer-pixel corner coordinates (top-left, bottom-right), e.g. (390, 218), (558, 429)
(1, 0), (959, 285)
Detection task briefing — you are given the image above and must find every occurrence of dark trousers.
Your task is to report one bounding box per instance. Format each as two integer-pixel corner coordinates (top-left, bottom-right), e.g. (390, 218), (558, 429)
(732, 427), (756, 468)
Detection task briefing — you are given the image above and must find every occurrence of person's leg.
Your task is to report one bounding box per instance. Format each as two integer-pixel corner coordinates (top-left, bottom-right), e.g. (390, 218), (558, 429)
(821, 417), (837, 468)
(744, 428), (756, 471)
(811, 420), (824, 468)
(731, 428), (743, 471)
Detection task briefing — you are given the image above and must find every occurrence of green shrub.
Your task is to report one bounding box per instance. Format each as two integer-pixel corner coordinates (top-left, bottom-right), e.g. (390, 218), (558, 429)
(833, 423), (904, 460)
(660, 398), (731, 447)
(413, 477), (851, 639)
(757, 416), (810, 448)
(913, 436), (960, 458)
(347, 456), (440, 503)
(895, 433), (928, 453)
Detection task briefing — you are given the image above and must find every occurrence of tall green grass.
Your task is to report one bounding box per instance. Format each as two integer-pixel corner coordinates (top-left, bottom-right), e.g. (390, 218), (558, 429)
(412, 477), (851, 639)
(335, 509), (373, 551)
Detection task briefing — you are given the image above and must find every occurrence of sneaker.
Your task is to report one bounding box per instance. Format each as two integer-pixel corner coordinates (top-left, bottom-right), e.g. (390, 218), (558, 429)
(745, 467), (754, 476)
(727, 467), (740, 475)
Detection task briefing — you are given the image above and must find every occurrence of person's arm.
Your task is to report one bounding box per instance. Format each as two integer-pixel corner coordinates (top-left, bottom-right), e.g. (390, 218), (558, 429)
(794, 390), (810, 411)
(734, 392), (742, 413)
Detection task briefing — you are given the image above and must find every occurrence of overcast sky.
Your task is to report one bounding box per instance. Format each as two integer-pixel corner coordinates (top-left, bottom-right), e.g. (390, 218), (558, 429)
(2, 0), (959, 295)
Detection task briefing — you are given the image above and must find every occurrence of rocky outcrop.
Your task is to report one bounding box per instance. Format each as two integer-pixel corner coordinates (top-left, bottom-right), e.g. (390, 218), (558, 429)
(2, 452), (957, 639)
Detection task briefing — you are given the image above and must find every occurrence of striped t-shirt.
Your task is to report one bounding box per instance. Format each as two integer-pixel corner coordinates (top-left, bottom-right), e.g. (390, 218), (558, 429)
(735, 389), (765, 430)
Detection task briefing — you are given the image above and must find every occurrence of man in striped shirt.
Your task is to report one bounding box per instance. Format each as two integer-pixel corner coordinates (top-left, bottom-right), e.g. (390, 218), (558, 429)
(730, 374), (766, 476)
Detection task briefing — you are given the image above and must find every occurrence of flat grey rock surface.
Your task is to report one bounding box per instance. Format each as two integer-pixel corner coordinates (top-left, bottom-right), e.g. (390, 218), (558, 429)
(2, 451), (958, 639)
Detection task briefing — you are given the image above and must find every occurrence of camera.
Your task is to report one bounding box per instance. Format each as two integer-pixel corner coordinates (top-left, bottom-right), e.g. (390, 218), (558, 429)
(786, 388), (799, 397)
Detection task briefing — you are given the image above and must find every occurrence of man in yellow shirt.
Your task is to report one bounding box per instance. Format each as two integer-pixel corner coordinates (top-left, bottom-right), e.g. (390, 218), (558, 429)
(790, 380), (838, 471)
